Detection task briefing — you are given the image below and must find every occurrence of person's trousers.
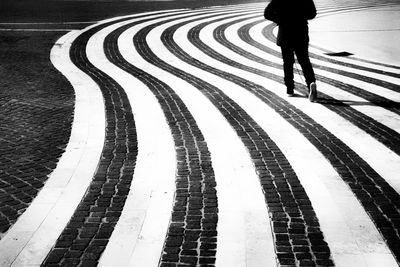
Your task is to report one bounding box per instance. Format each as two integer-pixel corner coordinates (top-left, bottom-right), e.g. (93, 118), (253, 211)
(280, 42), (315, 92)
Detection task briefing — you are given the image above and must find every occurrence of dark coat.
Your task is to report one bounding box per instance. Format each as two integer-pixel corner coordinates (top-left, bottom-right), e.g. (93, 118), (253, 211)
(264, 0), (317, 46)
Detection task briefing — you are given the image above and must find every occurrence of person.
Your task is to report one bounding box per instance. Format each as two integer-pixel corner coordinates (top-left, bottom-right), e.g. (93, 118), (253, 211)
(264, 0), (318, 101)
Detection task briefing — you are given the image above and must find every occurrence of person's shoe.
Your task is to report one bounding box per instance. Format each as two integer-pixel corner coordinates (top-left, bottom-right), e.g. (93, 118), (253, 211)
(287, 88), (294, 97)
(309, 82), (317, 102)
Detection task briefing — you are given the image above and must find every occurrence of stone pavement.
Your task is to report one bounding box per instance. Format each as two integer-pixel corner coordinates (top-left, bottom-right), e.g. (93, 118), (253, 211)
(0, 0), (400, 266)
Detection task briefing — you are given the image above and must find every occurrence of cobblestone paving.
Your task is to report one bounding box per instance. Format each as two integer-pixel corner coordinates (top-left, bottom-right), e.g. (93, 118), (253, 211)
(1, 0), (400, 266)
(0, 31), (74, 237)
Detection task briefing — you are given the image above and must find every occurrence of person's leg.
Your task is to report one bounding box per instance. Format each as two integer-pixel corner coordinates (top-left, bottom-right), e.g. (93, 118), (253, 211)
(294, 43), (315, 88)
(295, 43), (317, 101)
(280, 45), (295, 94)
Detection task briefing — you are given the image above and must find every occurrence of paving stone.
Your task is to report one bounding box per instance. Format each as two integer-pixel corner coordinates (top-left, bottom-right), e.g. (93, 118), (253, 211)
(45, 248), (68, 264)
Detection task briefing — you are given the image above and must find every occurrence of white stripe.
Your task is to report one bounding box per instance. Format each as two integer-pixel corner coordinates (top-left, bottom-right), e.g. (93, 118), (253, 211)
(0, 29), (105, 266)
(308, 46), (400, 85)
(313, 83), (400, 133)
(173, 13), (397, 265)
(118, 9), (276, 266)
(314, 68), (400, 102)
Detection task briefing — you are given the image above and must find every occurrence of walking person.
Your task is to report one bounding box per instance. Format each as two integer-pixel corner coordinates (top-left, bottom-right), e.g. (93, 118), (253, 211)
(264, 0), (318, 101)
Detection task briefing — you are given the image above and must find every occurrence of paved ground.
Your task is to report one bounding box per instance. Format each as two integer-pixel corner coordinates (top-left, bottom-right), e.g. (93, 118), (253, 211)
(0, 0), (400, 266)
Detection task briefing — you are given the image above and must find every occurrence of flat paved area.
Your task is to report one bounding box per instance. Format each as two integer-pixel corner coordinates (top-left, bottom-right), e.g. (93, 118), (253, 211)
(0, 0), (400, 266)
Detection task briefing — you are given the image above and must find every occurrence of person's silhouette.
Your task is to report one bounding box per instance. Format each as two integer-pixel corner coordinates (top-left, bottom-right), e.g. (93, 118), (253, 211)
(265, 0), (318, 101)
